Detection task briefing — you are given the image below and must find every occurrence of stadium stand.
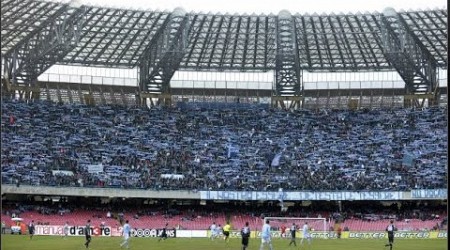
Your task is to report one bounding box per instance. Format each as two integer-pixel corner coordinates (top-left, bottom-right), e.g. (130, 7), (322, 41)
(0, 1), (447, 241)
(1, 99), (447, 191)
(1, 201), (446, 232)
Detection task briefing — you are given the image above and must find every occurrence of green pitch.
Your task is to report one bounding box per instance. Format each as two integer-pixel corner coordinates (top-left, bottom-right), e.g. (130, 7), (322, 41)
(1, 235), (447, 250)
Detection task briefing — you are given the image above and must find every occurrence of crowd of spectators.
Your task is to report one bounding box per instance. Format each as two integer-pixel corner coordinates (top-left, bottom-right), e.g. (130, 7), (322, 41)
(1, 98), (447, 191)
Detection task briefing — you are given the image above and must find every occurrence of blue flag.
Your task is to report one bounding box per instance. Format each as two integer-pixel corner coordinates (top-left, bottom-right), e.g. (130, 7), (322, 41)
(402, 151), (415, 167)
(271, 152), (282, 167)
(227, 144), (239, 158)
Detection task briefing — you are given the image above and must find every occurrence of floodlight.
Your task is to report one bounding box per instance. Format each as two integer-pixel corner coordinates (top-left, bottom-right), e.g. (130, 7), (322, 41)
(68, 0), (82, 8)
(278, 9), (291, 19)
(383, 7), (397, 17)
(172, 7), (186, 17)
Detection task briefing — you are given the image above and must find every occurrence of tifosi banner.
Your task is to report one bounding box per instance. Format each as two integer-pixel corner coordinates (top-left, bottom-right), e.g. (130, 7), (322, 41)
(35, 225), (111, 236)
(131, 228), (176, 238)
(200, 189), (446, 201)
(200, 190), (404, 201)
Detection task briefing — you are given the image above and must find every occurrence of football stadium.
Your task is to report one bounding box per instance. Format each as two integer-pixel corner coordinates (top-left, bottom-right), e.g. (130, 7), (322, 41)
(0, 0), (447, 249)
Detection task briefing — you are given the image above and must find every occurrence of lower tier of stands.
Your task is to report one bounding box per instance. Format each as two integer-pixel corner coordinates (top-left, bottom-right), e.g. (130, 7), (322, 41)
(2, 210), (444, 232)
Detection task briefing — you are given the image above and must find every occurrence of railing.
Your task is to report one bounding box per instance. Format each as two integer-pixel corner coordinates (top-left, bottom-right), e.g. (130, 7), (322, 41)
(2, 72), (444, 108)
(38, 73), (138, 87)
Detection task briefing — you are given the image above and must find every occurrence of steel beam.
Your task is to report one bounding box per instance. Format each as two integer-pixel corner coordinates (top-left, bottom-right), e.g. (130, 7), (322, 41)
(2, 3), (87, 91)
(138, 9), (189, 106)
(380, 8), (438, 107)
(273, 10), (302, 109)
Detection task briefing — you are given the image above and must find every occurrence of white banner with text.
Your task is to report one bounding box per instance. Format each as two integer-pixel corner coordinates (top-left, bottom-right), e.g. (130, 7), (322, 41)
(200, 189), (446, 201)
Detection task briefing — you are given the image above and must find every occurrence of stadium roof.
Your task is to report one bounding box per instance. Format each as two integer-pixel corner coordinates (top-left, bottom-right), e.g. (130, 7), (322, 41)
(1, 0), (447, 72)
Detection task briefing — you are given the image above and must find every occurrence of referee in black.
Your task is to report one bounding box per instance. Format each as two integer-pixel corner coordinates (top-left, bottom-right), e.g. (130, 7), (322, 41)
(288, 223), (297, 246)
(158, 223), (168, 242)
(385, 220), (396, 250)
(84, 220), (92, 249)
(241, 222), (250, 250)
(28, 220), (35, 240)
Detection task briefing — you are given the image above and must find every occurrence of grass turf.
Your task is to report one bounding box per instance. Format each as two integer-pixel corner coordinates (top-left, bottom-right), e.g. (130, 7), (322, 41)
(1, 235), (447, 250)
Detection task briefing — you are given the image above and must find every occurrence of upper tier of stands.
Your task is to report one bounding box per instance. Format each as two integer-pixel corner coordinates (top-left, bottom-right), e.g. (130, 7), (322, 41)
(1, 99), (447, 191)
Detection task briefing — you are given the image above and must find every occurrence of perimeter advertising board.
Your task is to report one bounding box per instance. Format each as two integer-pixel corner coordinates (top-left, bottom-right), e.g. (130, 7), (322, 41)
(130, 228), (176, 238)
(343, 231), (446, 239)
(31, 226), (448, 240)
(34, 225), (111, 236)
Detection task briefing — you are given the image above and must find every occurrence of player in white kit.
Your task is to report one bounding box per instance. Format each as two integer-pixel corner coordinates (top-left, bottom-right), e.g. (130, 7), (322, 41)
(63, 221), (69, 239)
(210, 222), (218, 240)
(259, 220), (274, 250)
(120, 220), (131, 249)
(300, 222), (312, 246)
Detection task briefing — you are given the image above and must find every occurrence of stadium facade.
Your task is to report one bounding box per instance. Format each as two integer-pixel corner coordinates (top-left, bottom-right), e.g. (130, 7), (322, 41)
(1, 2), (448, 236)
